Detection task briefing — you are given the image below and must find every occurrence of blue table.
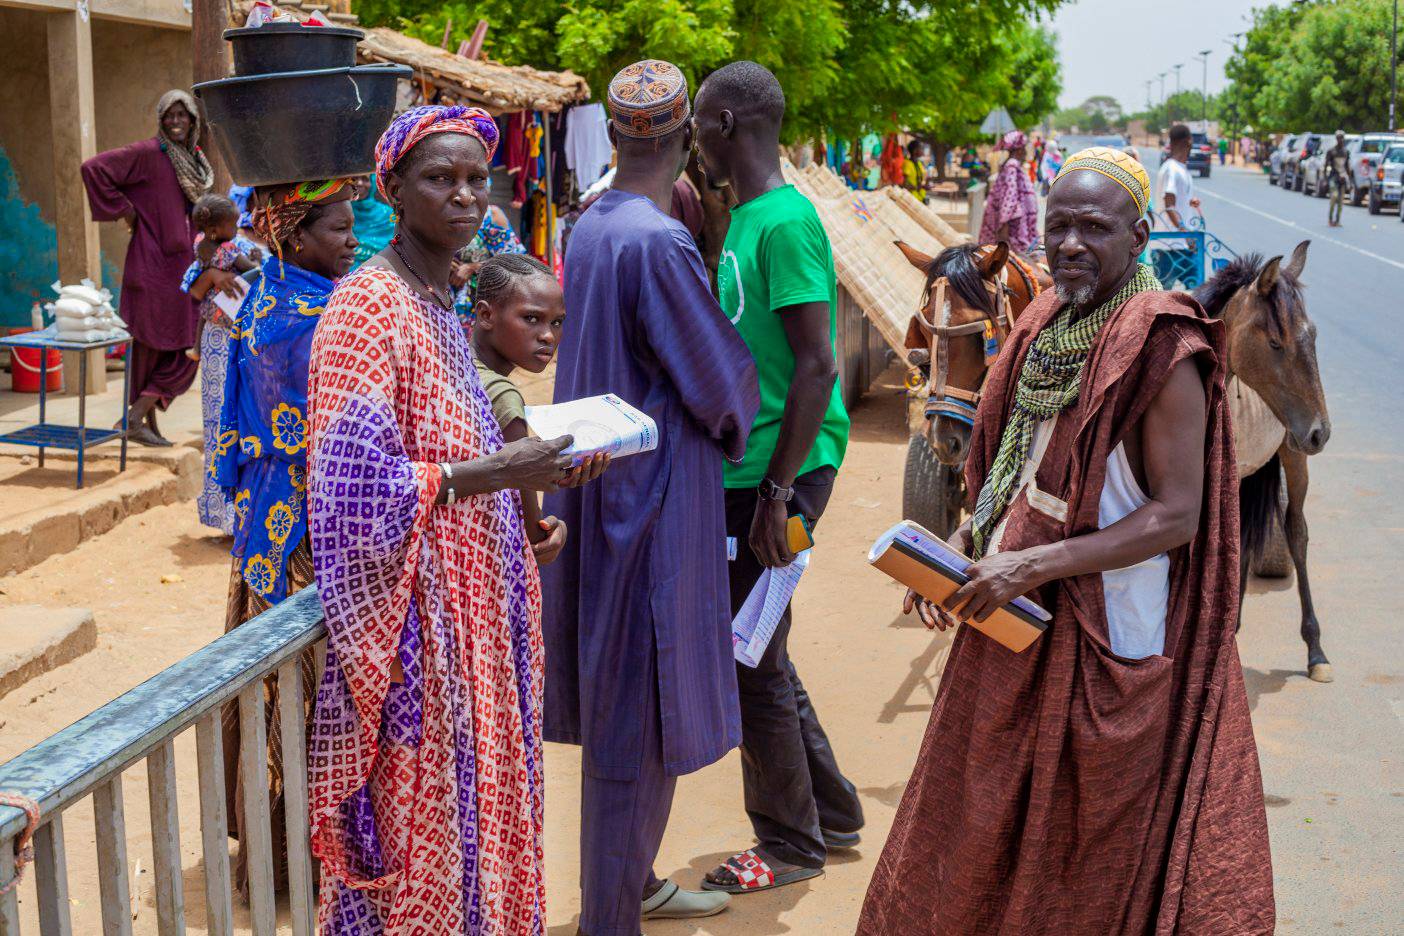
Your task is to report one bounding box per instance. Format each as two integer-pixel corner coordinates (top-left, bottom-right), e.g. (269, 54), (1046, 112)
(0, 330), (130, 488)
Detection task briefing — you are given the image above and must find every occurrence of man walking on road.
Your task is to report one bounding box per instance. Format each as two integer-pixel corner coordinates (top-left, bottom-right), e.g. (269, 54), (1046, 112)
(692, 60), (865, 896)
(859, 147), (1274, 934)
(1326, 130), (1350, 227)
(542, 59), (760, 936)
(1152, 123), (1200, 287)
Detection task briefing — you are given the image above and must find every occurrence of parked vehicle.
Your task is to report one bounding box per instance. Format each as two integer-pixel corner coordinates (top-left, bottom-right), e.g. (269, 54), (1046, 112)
(1188, 132), (1214, 177)
(1369, 144), (1404, 214)
(1301, 134), (1358, 197)
(1269, 135), (1300, 185)
(1349, 133), (1404, 205)
(1282, 133), (1324, 191)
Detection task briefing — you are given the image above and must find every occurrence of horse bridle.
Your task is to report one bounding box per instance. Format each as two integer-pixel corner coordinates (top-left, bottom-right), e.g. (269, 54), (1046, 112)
(910, 274), (1012, 427)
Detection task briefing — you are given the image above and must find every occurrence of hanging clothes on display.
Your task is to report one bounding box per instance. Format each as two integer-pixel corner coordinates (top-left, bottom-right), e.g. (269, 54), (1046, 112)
(505, 111), (531, 206)
(565, 102), (612, 192)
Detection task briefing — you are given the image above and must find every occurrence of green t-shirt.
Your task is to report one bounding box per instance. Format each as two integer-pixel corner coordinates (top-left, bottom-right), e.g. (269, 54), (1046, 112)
(718, 184), (849, 488)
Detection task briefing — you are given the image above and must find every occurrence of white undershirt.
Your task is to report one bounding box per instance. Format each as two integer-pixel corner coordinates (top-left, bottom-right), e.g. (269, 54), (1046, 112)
(989, 418), (1169, 659)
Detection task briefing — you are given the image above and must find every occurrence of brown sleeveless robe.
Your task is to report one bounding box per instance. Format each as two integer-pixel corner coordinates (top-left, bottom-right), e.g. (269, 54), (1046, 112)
(859, 289), (1273, 935)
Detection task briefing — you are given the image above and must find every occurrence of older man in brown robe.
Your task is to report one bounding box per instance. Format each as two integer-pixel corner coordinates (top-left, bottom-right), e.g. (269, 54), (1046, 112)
(860, 148), (1274, 934)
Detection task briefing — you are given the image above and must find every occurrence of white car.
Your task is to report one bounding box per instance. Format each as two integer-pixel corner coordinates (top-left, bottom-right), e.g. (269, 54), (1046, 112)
(1369, 144), (1404, 215)
(1301, 135), (1358, 197)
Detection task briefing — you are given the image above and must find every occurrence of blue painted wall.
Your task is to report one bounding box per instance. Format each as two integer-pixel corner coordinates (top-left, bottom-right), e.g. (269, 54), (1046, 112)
(0, 146), (119, 330)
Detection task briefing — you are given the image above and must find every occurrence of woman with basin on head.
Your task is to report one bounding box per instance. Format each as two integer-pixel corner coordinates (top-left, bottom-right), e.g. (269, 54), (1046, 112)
(208, 175), (360, 898)
(304, 104), (606, 933)
(81, 89), (213, 447)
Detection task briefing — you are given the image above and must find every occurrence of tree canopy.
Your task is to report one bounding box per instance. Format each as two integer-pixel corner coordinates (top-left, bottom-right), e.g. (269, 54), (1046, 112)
(1221, 0), (1399, 134)
(351, 0), (1066, 143)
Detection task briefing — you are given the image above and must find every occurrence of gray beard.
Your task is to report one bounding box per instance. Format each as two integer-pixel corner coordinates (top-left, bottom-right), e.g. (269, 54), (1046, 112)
(1055, 281), (1096, 310)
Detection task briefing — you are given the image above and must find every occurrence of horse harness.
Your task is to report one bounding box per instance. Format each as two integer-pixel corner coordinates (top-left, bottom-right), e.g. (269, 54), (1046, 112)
(907, 250), (1043, 427)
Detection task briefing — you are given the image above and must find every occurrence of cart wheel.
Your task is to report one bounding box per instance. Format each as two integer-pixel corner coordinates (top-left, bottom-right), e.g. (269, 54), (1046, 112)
(1251, 475), (1293, 579)
(903, 434), (963, 539)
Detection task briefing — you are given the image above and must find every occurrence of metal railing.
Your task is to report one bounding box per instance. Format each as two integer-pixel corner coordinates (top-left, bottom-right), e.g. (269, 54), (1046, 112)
(0, 587), (326, 936)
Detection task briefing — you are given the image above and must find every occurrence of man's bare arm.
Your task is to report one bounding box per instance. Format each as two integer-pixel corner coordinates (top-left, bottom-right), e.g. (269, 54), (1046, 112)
(944, 356), (1207, 623)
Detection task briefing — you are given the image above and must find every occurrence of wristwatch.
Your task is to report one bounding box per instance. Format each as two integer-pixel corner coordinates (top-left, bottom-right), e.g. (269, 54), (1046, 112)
(757, 477), (795, 503)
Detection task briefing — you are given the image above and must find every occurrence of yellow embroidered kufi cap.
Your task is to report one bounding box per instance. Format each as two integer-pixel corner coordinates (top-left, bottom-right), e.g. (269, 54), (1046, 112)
(1053, 146), (1151, 215)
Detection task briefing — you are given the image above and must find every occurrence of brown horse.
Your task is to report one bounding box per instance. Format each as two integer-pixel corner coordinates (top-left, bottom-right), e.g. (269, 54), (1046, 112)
(896, 240), (1051, 466)
(1193, 241), (1333, 682)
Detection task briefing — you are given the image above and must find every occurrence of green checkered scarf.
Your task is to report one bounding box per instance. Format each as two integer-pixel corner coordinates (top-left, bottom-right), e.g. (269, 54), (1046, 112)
(970, 263), (1162, 559)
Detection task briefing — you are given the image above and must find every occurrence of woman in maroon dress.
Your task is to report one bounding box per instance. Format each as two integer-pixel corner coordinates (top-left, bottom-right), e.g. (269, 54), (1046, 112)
(82, 89), (213, 446)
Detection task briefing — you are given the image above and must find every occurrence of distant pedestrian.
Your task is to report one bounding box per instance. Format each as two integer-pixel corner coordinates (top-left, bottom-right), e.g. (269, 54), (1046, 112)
(693, 59), (864, 896)
(1218, 137), (1228, 165)
(1326, 129), (1350, 227)
(82, 89), (213, 446)
(980, 130), (1039, 252)
(1152, 123), (1200, 287)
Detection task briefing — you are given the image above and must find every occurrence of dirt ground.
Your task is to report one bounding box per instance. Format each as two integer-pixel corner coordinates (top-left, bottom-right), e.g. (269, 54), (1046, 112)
(0, 364), (926, 934)
(1, 351), (1397, 932)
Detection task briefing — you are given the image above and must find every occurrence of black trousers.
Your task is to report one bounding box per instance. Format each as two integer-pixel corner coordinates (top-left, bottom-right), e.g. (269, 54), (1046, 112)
(724, 466), (864, 869)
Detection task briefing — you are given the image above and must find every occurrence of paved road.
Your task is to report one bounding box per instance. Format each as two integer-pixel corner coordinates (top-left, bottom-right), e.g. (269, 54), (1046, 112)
(1173, 162), (1404, 930)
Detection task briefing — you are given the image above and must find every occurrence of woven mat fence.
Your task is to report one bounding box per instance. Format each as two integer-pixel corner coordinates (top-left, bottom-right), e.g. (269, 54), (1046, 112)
(785, 162), (923, 354)
(886, 185), (967, 248)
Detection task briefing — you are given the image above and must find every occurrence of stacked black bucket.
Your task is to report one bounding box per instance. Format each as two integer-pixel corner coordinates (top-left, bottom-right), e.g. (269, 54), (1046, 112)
(194, 21), (411, 185)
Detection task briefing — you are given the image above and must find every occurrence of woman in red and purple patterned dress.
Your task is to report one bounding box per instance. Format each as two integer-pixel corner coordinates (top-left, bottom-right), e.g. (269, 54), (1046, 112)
(305, 105), (605, 933)
(979, 130), (1040, 254)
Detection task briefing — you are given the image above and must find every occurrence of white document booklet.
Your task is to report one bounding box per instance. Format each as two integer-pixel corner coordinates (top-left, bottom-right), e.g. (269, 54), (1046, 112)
(731, 549), (811, 668)
(524, 394), (658, 462)
(210, 275), (250, 322)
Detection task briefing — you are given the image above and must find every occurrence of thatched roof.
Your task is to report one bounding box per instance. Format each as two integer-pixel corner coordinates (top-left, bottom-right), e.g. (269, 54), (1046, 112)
(357, 28), (589, 114)
(232, 2), (590, 114)
(783, 161), (968, 356)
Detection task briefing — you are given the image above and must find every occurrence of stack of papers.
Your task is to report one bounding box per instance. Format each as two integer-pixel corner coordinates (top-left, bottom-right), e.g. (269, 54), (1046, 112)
(525, 394), (658, 462)
(731, 550), (810, 668)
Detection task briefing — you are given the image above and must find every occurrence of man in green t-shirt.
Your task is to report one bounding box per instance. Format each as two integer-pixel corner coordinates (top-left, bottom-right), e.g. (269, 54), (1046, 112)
(691, 60), (864, 895)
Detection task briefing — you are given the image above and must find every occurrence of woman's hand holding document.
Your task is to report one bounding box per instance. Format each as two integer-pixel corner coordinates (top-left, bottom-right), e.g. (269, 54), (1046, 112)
(525, 394), (657, 463)
(869, 520), (1051, 652)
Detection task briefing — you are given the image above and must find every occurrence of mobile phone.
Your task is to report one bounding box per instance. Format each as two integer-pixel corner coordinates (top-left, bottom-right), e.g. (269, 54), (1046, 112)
(786, 514), (814, 553)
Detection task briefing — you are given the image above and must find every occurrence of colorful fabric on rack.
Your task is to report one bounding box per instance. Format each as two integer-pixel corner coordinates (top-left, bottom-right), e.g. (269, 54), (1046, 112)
(307, 266), (544, 934)
(213, 255), (332, 601)
(374, 105), (500, 200)
(607, 59), (690, 139)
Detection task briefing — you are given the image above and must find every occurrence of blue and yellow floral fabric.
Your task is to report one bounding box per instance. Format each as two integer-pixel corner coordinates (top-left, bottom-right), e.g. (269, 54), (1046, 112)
(214, 255), (332, 602)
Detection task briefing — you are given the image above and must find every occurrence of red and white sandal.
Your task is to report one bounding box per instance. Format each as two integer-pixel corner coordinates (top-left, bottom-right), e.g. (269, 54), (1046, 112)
(700, 848), (823, 894)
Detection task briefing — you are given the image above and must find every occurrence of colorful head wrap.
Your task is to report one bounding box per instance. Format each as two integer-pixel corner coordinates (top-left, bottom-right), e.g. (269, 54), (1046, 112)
(373, 104), (499, 200)
(998, 130), (1028, 152)
(608, 60), (690, 139)
(1053, 146), (1152, 216)
(252, 177), (358, 249)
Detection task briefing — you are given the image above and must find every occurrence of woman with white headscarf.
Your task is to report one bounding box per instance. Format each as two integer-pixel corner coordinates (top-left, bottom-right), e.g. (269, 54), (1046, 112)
(82, 89), (213, 446)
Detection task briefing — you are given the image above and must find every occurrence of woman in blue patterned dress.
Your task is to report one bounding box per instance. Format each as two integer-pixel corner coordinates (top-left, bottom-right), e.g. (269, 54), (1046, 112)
(182, 193), (260, 534)
(212, 177), (359, 897)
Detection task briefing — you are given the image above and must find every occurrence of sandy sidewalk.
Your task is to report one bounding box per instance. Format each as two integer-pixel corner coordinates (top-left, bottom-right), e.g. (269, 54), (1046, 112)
(0, 364), (925, 934)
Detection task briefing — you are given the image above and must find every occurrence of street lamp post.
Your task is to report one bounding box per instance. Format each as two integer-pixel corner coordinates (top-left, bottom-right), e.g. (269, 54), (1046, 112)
(1197, 50), (1212, 129)
(1159, 71), (1167, 127)
(1392, 0), (1398, 130)
(1171, 64), (1184, 125)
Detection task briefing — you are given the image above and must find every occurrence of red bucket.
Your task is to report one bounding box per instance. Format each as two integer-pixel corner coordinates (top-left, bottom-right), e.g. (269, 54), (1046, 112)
(9, 330), (63, 393)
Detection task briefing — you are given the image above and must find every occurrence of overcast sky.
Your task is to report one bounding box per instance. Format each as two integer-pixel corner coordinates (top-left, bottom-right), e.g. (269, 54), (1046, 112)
(1049, 0), (1265, 114)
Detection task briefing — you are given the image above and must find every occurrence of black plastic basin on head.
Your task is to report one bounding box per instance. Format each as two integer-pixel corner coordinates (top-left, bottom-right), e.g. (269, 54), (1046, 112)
(224, 22), (364, 77)
(194, 64), (412, 186)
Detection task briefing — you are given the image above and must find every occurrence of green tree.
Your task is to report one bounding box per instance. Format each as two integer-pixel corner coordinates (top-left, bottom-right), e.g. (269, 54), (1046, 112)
(352, 0), (1067, 145)
(1220, 0), (1396, 133)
